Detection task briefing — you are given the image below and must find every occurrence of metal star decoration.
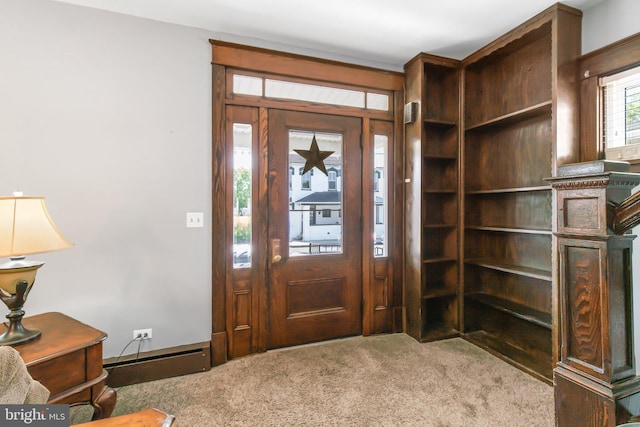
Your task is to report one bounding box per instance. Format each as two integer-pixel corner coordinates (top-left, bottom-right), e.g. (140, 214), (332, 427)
(294, 135), (334, 176)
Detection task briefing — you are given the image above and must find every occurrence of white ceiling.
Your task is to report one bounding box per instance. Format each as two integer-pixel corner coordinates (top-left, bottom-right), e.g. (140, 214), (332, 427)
(52, 0), (605, 70)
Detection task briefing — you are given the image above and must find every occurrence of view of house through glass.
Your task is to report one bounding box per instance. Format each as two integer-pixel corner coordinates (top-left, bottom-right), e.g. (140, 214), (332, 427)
(233, 123), (252, 268)
(289, 131), (343, 257)
(374, 134), (388, 257)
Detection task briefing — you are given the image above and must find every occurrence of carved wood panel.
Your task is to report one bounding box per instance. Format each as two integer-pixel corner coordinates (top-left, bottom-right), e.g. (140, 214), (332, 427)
(564, 197), (600, 229)
(558, 189), (606, 235)
(565, 245), (604, 373)
(555, 371), (616, 427)
(559, 235), (636, 383)
(286, 277), (346, 319)
(608, 242), (634, 380)
(233, 290), (252, 331)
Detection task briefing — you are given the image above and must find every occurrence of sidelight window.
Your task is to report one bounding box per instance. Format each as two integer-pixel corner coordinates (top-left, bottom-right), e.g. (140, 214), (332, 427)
(374, 134), (388, 257)
(232, 123), (253, 268)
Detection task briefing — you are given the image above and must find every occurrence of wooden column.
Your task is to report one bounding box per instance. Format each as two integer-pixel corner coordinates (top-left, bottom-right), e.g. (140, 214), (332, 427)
(548, 160), (640, 426)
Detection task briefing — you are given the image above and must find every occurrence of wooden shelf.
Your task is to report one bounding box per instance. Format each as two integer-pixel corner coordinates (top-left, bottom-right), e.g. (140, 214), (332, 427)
(424, 118), (457, 128)
(423, 286), (457, 299)
(424, 154), (457, 160)
(465, 186), (550, 195)
(423, 189), (457, 194)
(465, 225), (551, 235)
(421, 324), (460, 342)
(463, 330), (552, 384)
(403, 6), (581, 379)
(457, 3), (580, 383)
(423, 257), (457, 265)
(465, 292), (551, 328)
(465, 258), (551, 281)
(424, 224), (456, 229)
(465, 101), (552, 131)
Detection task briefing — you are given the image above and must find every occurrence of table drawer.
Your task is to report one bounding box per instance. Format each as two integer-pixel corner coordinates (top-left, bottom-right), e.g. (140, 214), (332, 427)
(28, 349), (86, 396)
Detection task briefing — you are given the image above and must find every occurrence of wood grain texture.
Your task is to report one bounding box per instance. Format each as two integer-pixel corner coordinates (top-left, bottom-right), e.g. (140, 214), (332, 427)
(224, 105), (260, 359)
(403, 56), (427, 341)
(211, 64), (227, 365)
(464, 25), (552, 128)
(391, 91), (405, 334)
(76, 408), (175, 427)
(566, 246), (603, 370)
(551, 162), (640, 425)
(267, 110), (362, 349)
(461, 3), (581, 383)
(210, 40), (403, 91)
(555, 371), (615, 427)
(403, 53), (461, 343)
(613, 190), (640, 234)
(367, 120), (395, 335)
(579, 34), (640, 163)
(212, 44), (401, 359)
(106, 342), (211, 388)
(5, 312), (115, 420)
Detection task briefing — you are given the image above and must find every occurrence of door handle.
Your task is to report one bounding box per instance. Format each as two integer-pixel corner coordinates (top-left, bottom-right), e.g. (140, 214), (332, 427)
(272, 239), (282, 263)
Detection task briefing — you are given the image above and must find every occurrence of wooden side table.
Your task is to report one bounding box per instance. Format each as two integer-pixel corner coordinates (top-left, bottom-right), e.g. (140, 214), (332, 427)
(1, 312), (117, 420)
(76, 408), (176, 426)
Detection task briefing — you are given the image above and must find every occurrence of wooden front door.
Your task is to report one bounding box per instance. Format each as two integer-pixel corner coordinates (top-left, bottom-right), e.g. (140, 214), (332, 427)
(267, 109), (363, 349)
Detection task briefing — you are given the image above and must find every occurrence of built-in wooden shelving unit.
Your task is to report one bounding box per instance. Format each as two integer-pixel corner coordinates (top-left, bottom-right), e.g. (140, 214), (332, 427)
(404, 53), (461, 343)
(404, 3), (581, 383)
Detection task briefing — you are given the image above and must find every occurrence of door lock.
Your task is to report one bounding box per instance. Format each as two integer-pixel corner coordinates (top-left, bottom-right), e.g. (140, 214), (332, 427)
(272, 239), (282, 263)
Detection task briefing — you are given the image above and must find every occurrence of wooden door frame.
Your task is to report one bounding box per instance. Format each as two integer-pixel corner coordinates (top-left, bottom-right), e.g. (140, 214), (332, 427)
(210, 41), (405, 365)
(267, 109), (363, 349)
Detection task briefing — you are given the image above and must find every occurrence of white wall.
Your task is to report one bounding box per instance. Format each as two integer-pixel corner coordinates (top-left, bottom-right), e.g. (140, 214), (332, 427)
(583, 0), (640, 54)
(0, 0), (214, 357)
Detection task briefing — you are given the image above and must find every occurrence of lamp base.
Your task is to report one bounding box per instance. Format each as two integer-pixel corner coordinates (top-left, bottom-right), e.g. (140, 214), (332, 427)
(0, 309), (41, 346)
(0, 279), (41, 346)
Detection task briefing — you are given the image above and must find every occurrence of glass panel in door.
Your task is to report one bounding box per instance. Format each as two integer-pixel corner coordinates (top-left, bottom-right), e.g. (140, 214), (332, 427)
(288, 131), (343, 257)
(232, 123), (252, 268)
(374, 134), (388, 257)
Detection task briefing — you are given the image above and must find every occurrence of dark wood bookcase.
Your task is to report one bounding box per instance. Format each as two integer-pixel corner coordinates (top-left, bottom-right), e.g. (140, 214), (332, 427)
(404, 3), (581, 382)
(462, 4), (581, 382)
(404, 53), (461, 342)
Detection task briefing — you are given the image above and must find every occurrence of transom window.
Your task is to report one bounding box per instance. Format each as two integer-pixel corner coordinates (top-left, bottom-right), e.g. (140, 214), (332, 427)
(232, 73), (390, 112)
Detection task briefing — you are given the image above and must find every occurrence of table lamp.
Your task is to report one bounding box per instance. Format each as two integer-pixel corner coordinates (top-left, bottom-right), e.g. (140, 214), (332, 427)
(0, 194), (73, 345)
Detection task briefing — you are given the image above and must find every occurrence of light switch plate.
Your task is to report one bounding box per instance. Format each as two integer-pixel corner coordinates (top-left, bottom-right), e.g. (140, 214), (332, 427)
(186, 212), (204, 228)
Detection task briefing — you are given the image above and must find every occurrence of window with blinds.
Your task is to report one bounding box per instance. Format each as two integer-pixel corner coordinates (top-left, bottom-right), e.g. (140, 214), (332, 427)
(602, 66), (640, 160)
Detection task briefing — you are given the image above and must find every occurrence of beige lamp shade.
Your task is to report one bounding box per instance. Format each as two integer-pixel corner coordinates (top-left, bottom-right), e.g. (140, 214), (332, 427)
(0, 196), (73, 258)
(0, 195), (72, 345)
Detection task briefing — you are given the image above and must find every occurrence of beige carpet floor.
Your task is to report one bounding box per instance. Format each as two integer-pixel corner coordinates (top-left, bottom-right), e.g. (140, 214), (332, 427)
(71, 334), (554, 426)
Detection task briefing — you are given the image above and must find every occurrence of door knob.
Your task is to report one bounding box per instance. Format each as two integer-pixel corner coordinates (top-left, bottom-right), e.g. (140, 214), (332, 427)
(273, 254), (282, 263)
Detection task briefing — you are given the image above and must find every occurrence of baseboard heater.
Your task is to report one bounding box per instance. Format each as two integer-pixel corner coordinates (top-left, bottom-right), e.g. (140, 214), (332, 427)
(104, 341), (211, 387)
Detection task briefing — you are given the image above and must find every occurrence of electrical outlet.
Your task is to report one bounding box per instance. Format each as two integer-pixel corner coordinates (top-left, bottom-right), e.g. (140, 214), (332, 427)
(133, 328), (152, 340)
